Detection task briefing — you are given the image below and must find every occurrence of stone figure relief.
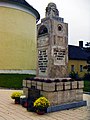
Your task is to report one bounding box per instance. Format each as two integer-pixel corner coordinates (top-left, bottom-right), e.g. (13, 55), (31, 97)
(46, 2), (59, 17)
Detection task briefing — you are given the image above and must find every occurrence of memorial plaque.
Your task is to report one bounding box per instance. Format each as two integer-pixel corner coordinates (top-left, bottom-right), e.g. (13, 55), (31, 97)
(52, 46), (66, 65)
(27, 88), (40, 112)
(28, 88), (40, 99)
(38, 49), (48, 76)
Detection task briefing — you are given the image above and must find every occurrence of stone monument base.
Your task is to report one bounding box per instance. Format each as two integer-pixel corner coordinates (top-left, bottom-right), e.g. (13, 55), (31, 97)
(23, 77), (87, 112)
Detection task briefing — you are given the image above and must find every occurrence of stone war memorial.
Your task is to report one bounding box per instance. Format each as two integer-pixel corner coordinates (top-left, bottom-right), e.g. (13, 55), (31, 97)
(23, 3), (86, 112)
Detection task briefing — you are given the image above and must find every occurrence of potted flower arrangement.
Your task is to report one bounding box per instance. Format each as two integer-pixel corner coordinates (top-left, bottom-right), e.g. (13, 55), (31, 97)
(11, 91), (23, 104)
(20, 95), (28, 108)
(34, 97), (50, 115)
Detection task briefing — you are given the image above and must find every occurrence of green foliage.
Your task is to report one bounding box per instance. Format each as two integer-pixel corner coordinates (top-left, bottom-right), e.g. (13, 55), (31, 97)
(83, 73), (90, 92)
(83, 80), (90, 92)
(83, 73), (90, 81)
(69, 71), (79, 79)
(0, 73), (35, 89)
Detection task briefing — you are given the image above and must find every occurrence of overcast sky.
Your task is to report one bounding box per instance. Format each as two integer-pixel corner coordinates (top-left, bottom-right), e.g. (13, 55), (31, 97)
(26, 0), (90, 46)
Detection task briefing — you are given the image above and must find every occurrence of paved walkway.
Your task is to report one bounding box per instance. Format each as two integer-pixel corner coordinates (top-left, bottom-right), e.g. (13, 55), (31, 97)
(0, 89), (90, 120)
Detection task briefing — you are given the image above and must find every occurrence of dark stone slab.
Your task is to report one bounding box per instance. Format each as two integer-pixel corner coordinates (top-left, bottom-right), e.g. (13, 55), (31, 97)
(47, 101), (87, 113)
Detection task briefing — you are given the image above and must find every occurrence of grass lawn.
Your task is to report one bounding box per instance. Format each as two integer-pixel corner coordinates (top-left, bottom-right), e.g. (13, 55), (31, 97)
(0, 73), (35, 89)
(83, 80), (90, 92)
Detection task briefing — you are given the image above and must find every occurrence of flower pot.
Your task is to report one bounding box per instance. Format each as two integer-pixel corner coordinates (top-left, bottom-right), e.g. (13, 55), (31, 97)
(35, 107), (47, 115)
(20, 97), (27, 107)
(36, 110), (45, 115)
(23, 101), (28, 108)
(15, 97), (20, 104)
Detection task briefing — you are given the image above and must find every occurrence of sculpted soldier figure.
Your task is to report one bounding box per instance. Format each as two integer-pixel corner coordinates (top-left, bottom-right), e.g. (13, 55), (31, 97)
(46, 2), (59, 17)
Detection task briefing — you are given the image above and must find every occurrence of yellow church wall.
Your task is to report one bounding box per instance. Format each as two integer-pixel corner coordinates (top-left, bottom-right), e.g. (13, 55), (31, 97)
(0, 7), (37, 70)
(68, 60), (87, 77)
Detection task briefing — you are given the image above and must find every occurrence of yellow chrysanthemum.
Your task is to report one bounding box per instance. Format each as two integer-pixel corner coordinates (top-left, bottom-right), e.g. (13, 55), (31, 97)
(11, 92), (23, 99)
(34, 97), (50, 109)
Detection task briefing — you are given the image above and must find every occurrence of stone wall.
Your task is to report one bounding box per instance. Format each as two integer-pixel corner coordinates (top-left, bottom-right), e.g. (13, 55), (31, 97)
(23, 78), (84, 106)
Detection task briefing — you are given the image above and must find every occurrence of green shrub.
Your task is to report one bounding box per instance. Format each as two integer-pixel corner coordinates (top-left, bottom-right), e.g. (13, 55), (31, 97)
(69, 71), (79, 79)
(83, 73), (90, 81)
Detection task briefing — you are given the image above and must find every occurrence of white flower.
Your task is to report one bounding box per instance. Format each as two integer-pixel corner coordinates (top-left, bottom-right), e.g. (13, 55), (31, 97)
(20, 95), (26, 99)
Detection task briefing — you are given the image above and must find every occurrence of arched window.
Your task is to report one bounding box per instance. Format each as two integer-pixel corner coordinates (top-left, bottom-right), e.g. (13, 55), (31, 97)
(38, 25), (48, 36)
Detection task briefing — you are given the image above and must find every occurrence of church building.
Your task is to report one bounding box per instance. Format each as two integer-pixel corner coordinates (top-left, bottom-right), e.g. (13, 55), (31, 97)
(0, 0), (40, 74)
